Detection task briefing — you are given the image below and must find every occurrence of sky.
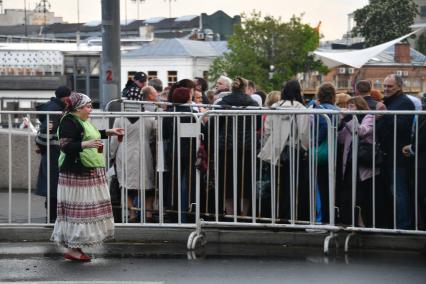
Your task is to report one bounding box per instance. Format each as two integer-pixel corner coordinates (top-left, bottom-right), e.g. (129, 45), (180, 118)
(2, 0), (369, 40)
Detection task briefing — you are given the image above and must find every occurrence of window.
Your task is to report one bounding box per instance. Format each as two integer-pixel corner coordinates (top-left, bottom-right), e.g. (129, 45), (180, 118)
(337, 78), (349, 89)
(421, 6), (426, 17)
(374, 80), (382, 89)
(167, 71), (178, 86)
(148, 71), (157, 80)
(127, 71), (137, 81)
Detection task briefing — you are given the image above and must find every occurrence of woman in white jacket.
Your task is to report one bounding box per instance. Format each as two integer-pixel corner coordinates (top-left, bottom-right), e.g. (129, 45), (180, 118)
(110, 116), (157, 222)
(258, 80), (309, 221)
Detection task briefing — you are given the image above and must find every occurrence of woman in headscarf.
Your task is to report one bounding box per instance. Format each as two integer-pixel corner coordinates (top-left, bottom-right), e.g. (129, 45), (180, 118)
(51, 92), (124, 261)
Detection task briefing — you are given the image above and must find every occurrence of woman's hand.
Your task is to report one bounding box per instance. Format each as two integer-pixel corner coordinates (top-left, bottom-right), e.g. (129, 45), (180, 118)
(106, 128), (125, 136)
(82, 139), (103, 149)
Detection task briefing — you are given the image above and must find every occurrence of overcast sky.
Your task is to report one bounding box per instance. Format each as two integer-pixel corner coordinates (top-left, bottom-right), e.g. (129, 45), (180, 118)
(3, 0), (369, 40)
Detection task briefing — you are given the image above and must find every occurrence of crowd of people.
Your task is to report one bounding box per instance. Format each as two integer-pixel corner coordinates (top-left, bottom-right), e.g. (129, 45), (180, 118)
(116, 71), (425, 231)
(35, 72), (425, 260)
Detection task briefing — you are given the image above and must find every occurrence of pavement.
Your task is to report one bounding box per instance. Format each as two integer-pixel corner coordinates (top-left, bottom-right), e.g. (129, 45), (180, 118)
(0, 242), (426, 283)
(1, 191), (426, 283)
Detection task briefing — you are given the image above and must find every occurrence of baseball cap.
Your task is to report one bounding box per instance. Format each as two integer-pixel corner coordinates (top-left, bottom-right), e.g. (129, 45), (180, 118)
(134, 72), (147, 83)
(55, 85), (71, 98)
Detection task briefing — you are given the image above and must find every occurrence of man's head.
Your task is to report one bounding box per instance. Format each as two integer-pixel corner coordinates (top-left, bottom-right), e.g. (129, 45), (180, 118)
(142, 86), (158, 102)
(216, 75), (232, 93)
(317, 82), (336, 104)
(148, 78), (163, 93)
(193, 90), (203, 104)
(133, 72), (147, 88)
(55, 85), (71, 102)
(383, 74), (403, 98)
(356, 80), (372, 96)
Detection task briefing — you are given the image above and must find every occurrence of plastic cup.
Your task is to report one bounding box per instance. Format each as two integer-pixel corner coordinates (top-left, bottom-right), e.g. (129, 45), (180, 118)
(118, 135), (123, 143)
(97, 144), (104, 153)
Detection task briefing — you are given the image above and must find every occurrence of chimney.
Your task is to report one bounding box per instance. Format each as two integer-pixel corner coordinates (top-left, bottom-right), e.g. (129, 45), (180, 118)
(394, 42), (411, 63)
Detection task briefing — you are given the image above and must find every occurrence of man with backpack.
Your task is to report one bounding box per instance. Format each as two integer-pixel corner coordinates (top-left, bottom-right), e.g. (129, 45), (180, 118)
(35, 85), (71, 223)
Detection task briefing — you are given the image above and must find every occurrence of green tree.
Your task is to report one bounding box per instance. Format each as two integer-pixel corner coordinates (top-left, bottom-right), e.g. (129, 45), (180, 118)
(209, 12), (326, 92)
(416, 33), (426, 55)
(352, 0), (418, 47)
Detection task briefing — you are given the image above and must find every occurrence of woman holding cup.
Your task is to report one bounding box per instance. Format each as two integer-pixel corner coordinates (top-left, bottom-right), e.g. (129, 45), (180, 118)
(51, 92), (124, 261)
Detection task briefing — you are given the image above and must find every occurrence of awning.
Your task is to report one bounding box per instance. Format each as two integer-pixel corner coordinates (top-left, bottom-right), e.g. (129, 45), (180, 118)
(313, 29), (423, 68)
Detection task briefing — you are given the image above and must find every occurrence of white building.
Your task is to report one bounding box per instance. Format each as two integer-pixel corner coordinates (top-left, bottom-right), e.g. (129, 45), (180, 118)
(121, 38), (228, 89)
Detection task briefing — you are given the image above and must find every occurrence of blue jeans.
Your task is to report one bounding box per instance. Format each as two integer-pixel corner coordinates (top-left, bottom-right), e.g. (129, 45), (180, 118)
(387, 166), (412, 229)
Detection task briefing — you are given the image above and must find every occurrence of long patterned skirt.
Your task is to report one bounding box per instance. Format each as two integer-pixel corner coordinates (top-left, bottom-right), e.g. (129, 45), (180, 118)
(51, 168), (114, 248)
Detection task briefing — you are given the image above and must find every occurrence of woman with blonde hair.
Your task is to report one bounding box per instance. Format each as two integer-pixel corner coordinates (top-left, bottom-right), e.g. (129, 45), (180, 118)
(336, 93), (352, 108)
(264, 91), (281, 107)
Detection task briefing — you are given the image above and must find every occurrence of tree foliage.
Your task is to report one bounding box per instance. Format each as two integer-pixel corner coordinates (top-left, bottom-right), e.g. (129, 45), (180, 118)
(209, 12), (326, 92)
(352, 0), (418, 47)
(416, 33), (426, 55)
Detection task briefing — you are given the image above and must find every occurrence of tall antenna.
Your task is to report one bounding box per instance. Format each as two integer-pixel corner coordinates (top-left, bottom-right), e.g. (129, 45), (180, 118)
(165, 0), (176, 18)
(34, 0), (51, 26)
(131, 0), (146, 20)
(76, 0), (80, 45)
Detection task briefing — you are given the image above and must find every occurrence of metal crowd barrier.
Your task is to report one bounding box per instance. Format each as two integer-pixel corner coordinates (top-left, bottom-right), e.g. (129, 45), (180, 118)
(1, 106), (426, 254)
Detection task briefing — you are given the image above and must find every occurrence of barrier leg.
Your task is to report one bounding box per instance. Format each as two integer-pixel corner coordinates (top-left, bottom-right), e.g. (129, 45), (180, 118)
(324, 232), (339, 255)
(344, 232), (356, 254)
(187, 219), (206, 250)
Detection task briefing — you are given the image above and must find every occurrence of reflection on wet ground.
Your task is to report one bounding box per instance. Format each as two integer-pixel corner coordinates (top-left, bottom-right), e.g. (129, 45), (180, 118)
(1, 242), (426, 283)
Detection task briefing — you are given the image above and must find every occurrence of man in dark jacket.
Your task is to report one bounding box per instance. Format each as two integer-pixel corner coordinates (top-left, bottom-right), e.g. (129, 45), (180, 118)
(402, 114), (426, 229)
(377, 74), (415, 229)
(215, 77), (260, 216)
(122, 71), (147, 101)
(35, 85), (71, 223)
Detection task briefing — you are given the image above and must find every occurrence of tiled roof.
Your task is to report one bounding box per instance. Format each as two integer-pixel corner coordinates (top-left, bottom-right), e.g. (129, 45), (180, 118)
(367, 46), (426, 65)
(122, 38), (227, 57)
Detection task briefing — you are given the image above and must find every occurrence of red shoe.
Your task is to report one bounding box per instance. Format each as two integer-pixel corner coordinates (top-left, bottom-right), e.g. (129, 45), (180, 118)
(64, 252), (91, 262)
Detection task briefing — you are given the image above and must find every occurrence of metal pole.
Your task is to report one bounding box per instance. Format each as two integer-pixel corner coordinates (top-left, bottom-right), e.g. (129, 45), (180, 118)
(23, 0), (28, 37)
(100, 0), (121, 109)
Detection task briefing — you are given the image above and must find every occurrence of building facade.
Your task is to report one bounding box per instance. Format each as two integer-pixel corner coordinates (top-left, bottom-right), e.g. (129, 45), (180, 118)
(302, 43), (426, 96)
(121, 38), (227, 89)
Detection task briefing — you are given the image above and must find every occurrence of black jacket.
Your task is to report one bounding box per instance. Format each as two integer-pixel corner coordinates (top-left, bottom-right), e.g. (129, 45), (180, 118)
(122, 81), (143, 101)
(216, 92), (261, 151)
(377, 91), (415, 166)
(35, 97), (66, 149)
(363, 95), (378, 110)
(411, 115), (426, 168)
(162, 105), (197, 171)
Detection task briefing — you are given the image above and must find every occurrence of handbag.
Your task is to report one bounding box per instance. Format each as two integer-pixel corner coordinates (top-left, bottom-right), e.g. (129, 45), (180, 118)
(316, 140), (328, 165)
(358, 141), (383, 167)
(312, 104), (328, 165)
(195, 141), (208, 173)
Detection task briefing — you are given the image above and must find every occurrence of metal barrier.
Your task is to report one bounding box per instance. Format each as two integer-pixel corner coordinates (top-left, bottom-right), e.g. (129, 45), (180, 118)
(1, 106), (426, 254)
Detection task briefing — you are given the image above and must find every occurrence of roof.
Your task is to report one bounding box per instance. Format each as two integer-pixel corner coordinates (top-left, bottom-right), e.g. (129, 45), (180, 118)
(121, 16), (199, 33)
(314, 29), (424, 68)
(122, 38), (228, 58)
(0, 42), (101, 54)
(368, 46), (426, 66)
(0, 25), (41, 36)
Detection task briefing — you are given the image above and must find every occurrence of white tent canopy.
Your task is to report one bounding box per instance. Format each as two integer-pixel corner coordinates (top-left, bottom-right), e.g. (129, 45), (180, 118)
(314, 29), (422, 68)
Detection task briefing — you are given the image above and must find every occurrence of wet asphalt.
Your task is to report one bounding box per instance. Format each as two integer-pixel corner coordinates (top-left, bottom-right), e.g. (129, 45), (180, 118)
(1, 242), (426, 283)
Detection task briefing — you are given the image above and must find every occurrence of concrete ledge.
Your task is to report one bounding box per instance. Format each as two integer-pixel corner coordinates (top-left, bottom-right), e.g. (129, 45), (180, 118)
(1, 226), (425, 251)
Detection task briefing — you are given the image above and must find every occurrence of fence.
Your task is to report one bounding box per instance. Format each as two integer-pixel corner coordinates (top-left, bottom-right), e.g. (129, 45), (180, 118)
(1, 104), (425, 254)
